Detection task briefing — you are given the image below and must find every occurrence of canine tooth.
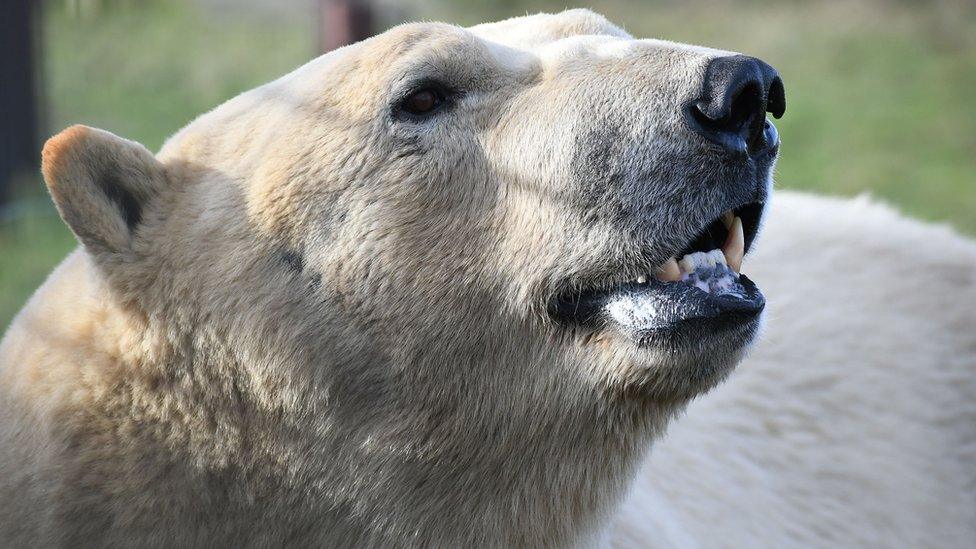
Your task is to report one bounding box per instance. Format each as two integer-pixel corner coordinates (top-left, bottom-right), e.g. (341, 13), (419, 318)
(709, 249), (726, 265)
(678, 255), (695, 273)
(723, 216), (745, 273)
(656, 257), (681, 282)
(722, 210), (734, 229)
(636, 275), (648, 284)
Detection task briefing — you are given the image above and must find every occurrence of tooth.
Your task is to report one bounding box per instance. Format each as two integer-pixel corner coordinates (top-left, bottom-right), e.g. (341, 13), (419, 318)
(723, 216), (745, 273)
(679, 255), (695, 273)
(636, 275), (648, 284)
(656, 257), (681, 282)
(699, 251), (716, 267)
(709, 249), (726, 265)
(722, 210), (734, 229)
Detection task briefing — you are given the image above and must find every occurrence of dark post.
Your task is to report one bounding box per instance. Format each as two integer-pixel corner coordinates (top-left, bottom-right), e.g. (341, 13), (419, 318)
(0, 0), (40, 204)
(318, 0), (373, 54)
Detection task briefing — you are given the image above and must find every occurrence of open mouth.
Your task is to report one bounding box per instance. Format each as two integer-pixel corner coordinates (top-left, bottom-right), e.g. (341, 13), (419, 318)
(552, 202), (766, 343)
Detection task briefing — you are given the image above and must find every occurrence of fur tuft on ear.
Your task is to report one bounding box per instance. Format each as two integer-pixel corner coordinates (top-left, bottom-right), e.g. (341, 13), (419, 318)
(42, 125), (167, 255)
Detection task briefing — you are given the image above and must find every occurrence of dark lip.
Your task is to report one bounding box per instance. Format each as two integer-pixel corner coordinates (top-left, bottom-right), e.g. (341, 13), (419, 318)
(551, 273), (764, 336)
(605, 274), (764, 338)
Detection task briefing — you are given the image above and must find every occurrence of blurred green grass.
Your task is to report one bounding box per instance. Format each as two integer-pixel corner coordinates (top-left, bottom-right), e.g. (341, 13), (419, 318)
(2, 0), (974, 330)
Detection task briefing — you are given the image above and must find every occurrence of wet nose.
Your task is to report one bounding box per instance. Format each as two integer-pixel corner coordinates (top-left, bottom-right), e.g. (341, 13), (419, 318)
(686, 55), (786, 155)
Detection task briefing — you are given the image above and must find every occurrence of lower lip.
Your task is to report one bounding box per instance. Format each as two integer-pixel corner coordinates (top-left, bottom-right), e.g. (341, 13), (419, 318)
(603, 274), (765, 335)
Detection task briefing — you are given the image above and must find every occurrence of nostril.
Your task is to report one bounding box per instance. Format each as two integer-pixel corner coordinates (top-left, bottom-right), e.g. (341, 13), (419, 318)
(731, 82), (762, 125)
(700, 81), (761, 131)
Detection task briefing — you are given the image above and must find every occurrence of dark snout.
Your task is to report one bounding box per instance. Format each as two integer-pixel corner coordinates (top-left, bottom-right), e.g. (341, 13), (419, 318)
(686, 55), (786, 156)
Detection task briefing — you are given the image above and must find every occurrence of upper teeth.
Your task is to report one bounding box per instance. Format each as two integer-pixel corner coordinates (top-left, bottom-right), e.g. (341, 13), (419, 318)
(679, 249), (727, 272)
(632, 210), (747, 284)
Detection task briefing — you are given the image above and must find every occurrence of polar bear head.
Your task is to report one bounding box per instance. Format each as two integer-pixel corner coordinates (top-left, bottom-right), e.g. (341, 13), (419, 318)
(39, 9), (783, 546)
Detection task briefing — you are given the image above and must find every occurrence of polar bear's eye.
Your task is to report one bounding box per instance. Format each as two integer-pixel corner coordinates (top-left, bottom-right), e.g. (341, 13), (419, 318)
(399, 87), (446, 117)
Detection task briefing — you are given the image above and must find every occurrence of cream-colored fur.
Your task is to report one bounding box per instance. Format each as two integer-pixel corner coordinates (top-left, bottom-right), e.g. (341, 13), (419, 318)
(1, 9), (973, 548)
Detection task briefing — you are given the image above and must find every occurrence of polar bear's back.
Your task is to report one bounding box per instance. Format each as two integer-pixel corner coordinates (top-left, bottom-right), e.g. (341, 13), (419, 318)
(614, 191), (976, 548)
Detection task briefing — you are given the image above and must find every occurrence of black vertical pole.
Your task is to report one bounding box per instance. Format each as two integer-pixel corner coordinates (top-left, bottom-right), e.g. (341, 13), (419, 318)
(0, 0), (39, 204)
(318, 0), (373, 54)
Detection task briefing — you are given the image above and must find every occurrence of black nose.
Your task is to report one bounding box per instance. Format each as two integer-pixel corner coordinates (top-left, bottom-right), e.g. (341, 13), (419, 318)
(686, 55), (786, 155)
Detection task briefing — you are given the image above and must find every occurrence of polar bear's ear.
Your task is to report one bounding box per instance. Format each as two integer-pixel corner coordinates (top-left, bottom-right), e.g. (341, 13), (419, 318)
(41, 125), (167, 256)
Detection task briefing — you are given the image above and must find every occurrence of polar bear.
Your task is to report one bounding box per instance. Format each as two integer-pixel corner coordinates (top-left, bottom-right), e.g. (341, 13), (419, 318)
(0, 9), (973, 548)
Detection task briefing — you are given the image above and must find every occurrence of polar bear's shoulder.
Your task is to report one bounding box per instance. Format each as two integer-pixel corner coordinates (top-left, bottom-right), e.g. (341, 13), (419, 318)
(767, 190), (976, 264)
(759, 190), (976, 343)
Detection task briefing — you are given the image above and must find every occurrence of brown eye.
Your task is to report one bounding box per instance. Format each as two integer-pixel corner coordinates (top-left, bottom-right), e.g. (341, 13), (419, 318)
(401, 88), (443, 116)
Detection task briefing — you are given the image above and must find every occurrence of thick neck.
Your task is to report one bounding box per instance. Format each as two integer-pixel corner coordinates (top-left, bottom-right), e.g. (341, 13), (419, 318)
(238, 331), (670, 546)
(139, 305), (669, 546)
(260, 375), (665, 546)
